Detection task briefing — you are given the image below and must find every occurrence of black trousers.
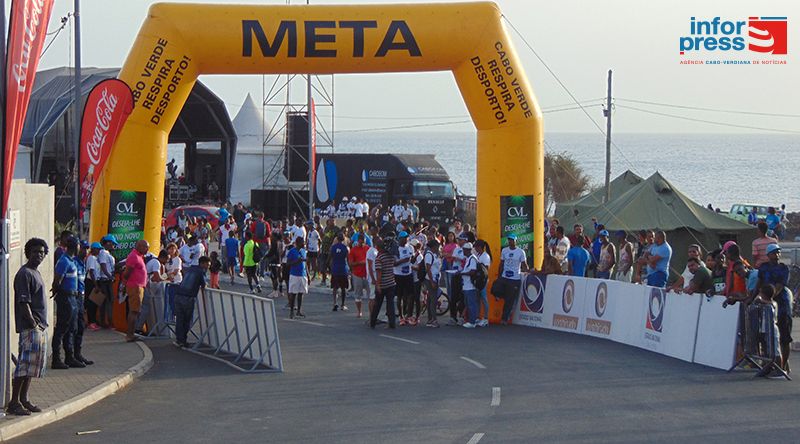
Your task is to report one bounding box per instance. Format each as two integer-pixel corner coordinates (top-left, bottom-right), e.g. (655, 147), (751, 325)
(53, 293), (78, 357)
(174, 294), (196, 344)
(370, 285), (397, 328)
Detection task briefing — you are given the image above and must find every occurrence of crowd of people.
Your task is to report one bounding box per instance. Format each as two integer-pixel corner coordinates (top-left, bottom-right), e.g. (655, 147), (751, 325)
(8, 198), (794, 415)
(540, 217), (794, 378)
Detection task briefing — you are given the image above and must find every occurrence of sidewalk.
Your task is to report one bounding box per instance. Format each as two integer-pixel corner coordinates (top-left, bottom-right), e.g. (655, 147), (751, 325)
(0, 329), (153, 441)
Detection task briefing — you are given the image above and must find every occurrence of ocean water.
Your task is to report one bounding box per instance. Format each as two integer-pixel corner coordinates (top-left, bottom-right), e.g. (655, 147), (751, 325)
(170, 132), (798, 212)
(334, 132), (800, 212)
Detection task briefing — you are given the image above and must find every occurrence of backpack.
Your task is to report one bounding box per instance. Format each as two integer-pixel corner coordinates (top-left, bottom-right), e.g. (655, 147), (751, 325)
(252, 242), (264, 263)
(254, 220), (268, 239)
(416, 253), (427, 282)
(471, 258), (488, 290)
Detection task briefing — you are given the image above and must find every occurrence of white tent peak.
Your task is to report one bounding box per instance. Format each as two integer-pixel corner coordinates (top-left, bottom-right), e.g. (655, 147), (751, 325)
(233, 93), (266, 152)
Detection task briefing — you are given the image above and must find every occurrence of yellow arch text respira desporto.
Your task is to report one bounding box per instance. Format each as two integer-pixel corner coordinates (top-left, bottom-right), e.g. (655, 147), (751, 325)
(91, 2), (543, 323)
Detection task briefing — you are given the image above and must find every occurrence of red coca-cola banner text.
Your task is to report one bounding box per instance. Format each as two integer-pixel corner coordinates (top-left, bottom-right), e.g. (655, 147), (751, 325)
(3, 0), (56, 213)
(79, 79), (134, 218)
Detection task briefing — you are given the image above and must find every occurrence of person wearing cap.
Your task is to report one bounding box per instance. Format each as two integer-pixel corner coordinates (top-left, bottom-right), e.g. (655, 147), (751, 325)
(338, 197), (350, 218)
(614, 231), (634, 283)
(496, 233), (529, 325)
(393, 231), (415, 325)
(349, 233), (372, 318)
(757, 243), (792, 372)
(50, 236), (85, 369)
(595, 230), (616, 280)
(552, 226), (570, 273)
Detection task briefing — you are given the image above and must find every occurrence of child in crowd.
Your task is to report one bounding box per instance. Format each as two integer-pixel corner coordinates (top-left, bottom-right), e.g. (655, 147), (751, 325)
(209, 251), (222, 289)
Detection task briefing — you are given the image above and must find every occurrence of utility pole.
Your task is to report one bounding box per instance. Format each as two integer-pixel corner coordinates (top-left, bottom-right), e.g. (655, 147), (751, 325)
(603, 69), (612, 204)
(307, 74), (313, 220)
(73, 0), (82, 234)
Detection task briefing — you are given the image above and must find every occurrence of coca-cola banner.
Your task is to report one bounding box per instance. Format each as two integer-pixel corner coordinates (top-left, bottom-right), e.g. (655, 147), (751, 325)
(79, 79), (134, 218)
(3, 0), (56, 213)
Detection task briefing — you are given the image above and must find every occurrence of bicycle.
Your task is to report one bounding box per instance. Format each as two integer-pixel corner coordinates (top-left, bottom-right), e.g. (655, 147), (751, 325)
(418, 281), (450, 317)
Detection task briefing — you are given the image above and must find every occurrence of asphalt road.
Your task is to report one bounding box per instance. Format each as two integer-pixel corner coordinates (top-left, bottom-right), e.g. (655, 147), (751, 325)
(13, 282), (800, 443)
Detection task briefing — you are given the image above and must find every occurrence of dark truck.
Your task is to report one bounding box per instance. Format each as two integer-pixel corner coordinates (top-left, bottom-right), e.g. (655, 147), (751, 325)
(314, 153), (456, 224)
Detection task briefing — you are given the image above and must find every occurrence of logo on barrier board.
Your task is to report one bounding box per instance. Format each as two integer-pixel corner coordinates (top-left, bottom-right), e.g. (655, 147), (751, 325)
(595, 282), (608, 318)
(552, 279), (579, 330)
(562, 279), (575, 313)
(646, 288), (666, 333)
(585, 282), (612, 336)
(520, 274), (545, 313)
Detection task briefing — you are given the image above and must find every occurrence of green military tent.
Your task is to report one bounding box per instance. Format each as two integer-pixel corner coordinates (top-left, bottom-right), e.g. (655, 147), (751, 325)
(555, 170), (643, 221)
(557, 172), (757, 278)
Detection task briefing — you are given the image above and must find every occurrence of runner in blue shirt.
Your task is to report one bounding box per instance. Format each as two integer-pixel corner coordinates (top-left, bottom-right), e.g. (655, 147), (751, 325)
(224, 229), (240, 284)
(286, 237), (309, 319)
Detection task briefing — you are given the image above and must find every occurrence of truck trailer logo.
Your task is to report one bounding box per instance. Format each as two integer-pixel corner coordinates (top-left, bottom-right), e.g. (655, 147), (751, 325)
(315, 159), (338, 202)
(679, 16), (787, 55)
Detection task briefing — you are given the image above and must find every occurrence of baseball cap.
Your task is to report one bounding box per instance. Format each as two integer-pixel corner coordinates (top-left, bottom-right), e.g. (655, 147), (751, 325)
(506, 233), (518, 240)
(65, 236), (79, 248)
(462, 242), (473, 250)
(766, 244), (781, 255)
(398, 231), (409, 238)
(722, 240), (737, 253)
(305, 220), (314, 226)
(457, 232), (469, 241)
(90, 242), (103, 249)
(79, 239), (89, 248)
(101, 234), (119, 245)
(599, 230), (609, 237)
(342, 196), (349, 201)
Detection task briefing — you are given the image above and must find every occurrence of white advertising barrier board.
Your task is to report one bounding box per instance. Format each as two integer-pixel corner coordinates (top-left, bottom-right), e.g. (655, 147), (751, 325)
(514, 274), (738, 370)
(515, 274), (586, 334)
(634, 287), (701, 363)
(581, 278), (639, 344)
(692, 296), (739, 370)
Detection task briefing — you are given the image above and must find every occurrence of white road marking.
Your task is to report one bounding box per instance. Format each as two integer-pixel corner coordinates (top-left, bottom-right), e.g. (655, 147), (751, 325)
(379, 334), (420, 345)
(467, 433), (485, 444)
(283, 318), (327, 327)
(460, 356), (487, 369)
(491, 387), (501, 406)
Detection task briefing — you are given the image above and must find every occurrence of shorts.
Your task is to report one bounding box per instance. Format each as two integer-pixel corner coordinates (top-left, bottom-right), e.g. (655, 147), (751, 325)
(395, 274), (414, 297)
(127, 284), (145, 312)
(14, 327), (48, 378)
(307, 251), (319, 260)
(352, 275), (371, 300)
(778, 315), (793, 345)
(331, 274), (349, 290)
(289, 275), (309, 294)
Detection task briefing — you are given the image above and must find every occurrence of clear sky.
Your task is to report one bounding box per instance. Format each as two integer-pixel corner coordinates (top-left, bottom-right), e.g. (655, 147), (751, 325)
(36, 0), (799, 134)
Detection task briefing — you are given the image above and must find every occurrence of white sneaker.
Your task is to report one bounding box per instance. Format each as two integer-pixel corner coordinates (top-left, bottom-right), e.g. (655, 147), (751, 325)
(462, 322), (476, 329)
(478, 319), (489, 327)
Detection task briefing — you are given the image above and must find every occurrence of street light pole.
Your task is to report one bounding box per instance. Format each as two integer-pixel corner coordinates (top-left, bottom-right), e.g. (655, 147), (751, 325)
(72, 0), (82, 234)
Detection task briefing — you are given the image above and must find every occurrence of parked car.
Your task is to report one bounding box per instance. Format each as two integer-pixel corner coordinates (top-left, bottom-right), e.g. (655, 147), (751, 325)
(727, 203), (773, 224)
(164, 205), (220, 230)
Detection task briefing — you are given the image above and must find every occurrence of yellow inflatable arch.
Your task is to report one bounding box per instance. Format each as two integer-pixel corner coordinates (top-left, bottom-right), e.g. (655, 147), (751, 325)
(91, 2), (543, 322)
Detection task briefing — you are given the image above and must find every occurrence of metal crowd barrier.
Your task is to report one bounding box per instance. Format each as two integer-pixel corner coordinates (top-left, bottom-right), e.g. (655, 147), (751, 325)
(189, 288), (283, 373)
(728, 302), (790, 380)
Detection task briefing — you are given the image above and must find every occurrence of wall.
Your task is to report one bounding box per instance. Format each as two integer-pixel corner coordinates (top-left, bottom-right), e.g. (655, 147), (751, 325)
(7, 179), (56, 352)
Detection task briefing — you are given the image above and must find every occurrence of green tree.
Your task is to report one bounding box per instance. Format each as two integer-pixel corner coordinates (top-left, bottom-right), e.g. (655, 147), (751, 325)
(544, 151), (591, 214)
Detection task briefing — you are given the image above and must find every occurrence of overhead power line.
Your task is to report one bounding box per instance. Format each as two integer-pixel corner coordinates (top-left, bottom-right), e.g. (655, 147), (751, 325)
(616, 98), (800, 118)
(616, 104), (800, 134)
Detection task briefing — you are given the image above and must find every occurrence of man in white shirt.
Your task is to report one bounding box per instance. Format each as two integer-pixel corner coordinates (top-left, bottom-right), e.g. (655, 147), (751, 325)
(290, 217), (307, 244)
(305, 221), (320, 280)
(338, 197), (350, 218)
(325, 201), (337, 219)
(392, 200), (405, 221)
(401, 205), (413, 223)
(497, 233), (529, 325)
(393, 231), (415, 325)
(218, 219), (236, 267)
(553, 226), (571, 273)
(354, 199), (364, 220)
(423, 240), (442, 327)
(444, 233), (468, 326)
(346, 198), (357, 219)
(360, 199), (370, 220)
(460, 243), (479, 328)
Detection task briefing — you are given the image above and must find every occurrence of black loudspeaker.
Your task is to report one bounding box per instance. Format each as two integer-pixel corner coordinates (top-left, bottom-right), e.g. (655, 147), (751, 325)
(284, 112), (310, 182)
(250, 189), (307, 220)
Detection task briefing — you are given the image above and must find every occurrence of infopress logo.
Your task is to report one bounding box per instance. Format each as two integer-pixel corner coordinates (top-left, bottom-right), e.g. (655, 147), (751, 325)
(680, 16), (787, 56)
